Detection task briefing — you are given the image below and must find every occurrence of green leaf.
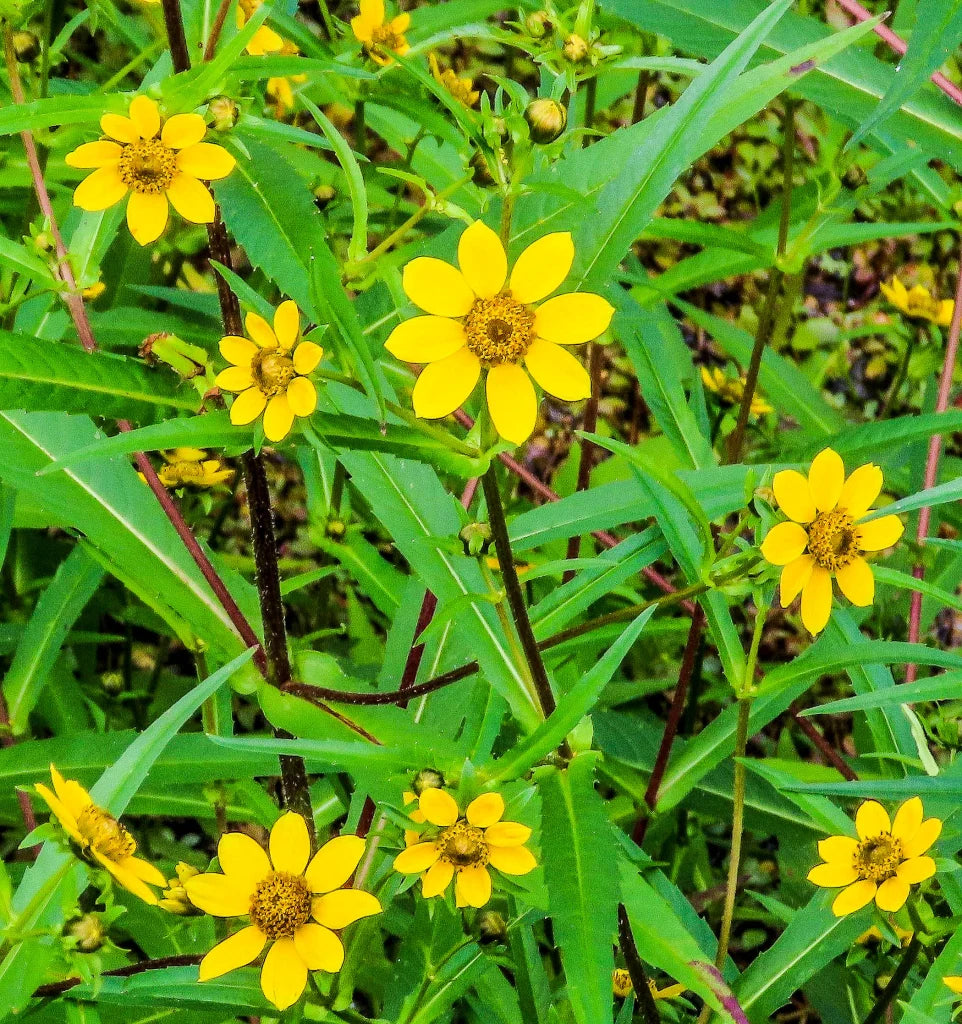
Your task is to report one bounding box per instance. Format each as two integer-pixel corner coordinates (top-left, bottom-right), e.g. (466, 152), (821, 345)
(408, 945), (490, 1024)
(860, 477), (962, 522)
(801, 666), (962, 716)
(0, 95), (122, 136)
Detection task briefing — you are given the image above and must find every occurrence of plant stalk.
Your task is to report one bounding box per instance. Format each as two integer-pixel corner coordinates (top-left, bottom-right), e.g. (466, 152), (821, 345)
(862, 935), (923, 1024)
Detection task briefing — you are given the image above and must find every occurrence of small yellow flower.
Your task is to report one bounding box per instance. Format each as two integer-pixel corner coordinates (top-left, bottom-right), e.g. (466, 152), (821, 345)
(701, 365), (772, 417)
(35, 765), (166, 904)
(159, 861), (202, 914)
(393, 788), (536, 908)
(215, 299), (322, 442)
(945, 977), (962, 995)
(82, 281), (106, 301)
(386, 221), (614, 444)
(65, 95), (236, 246)
(856, 922), (914, 946)
(612, 968), (684, 1000)
(351, 0), (410, 66)
(808, 797), (940, 917)
(141, 448), (234, 489)
(760, 447), (904, 635)
(429, 53), (479, 107)
(185, 813), (381, 1012)
(236, 0), (285, 55)
(881, 275), (954, 326)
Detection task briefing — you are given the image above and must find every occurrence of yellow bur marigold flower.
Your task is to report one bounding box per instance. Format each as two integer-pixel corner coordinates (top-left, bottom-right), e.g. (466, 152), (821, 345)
(881, 275), (954, 327)
(352, 0), (410, 66)
(701, 365), (772, 417)
(35, 765), (166, 904)
(429, 53), (480, 107)
(65, 95), (236, 246)
(386, 221), (614, 444)
(808, 797), (940, 917)
(393, 788), (537, 908)
(215, 299), (322, 442)
(185, 813), (381, 1012)
(141, 448), (234, 489)
(760, 447), (904, 635)
(236, 0), (285, 55)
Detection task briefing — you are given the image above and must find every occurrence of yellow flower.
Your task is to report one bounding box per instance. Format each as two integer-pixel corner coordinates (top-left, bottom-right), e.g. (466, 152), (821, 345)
(880, 275), (954, 326)
(808, 797), (941, 917)
(385, 221), (614, 444)
(429, 53), (479, 107)
(856, 922), (914, 946)
(236, 0), (285, 55)
(701, 365), (772, 417)
(185, 813), (381, 1012)
(65, 95), (236, 246)
(159, 861), (202, 914)
(393, 788), (537, 908)
(215, 299), (323, 442)
(351, 0), (410, 66)
(760, 447), (904, 635)
(267, 69), (307, 118)
(35, 765), (166, 904)
(141, 448), (234, 489)
(612, 969), (684, 1000)
(945, 977), (962, 995)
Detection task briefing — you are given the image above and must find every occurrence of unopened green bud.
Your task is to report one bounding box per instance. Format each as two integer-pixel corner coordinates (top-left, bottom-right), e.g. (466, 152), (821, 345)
(469, 150), (495, 186)
(412, 768), (445, 794)
(208, 96), (238, 131)
(525, 11), (552, 38)
(460, 521), (492, 556)
(141, 332), (210, 380)
(67, 914), (105, 952)
(524, 98), (567, 144)
(326, 518), (346, 540)
(101, 670), (124, 694)
(562, 33), (590, 63)
(313, 184), (336, 209)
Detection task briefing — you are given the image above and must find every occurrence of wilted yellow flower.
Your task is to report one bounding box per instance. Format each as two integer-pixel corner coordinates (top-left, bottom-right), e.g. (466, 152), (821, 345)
(612, 968), (684, 1000)
(760, 448), (904, 635)
(65, 95), (235, 246)
(215, 299), (322, 442)
(351, 0), (410, 66)
(159, 861), (202, 914)
(140, 448), (234, 489)
(808, 797), (940, 917)
(35, 765), (166, 904)
(393, 789), (536, 908)
(701, 365), (772, 417)
(881, 275), (954, 326)
(429, 53), (479, 107)
(185, 813), (381, 1011)
(385, 221), (613, 444)
(236, 0), (285, 55)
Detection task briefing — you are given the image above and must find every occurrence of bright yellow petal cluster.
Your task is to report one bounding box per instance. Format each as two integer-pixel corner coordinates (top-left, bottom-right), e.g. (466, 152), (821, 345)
(880, 275), (954, 327)
(145, 448), (234, 489)
(215, 299), (323, 443)
(65, 95), (235, 246)
(429, 53), (480, 107)
(393, 788), (536, 908)
(760, 447), (904, 635)
(35, 765), (166, 904)
(808, 797), (940, 917)
(386, 221), (614, 445)
(701, 365), (772, 417)
(351, 0), (410, 66)
(185, 812), (381, 1012)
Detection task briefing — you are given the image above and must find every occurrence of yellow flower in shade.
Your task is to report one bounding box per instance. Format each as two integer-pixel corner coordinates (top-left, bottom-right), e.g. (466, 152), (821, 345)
(760, 448), (904, 635)
(141, 448), (234, 489)
(808, 797), (941, 917)
(880, 275), (954, 326)
(856, 922), (914, 946)
(429, 53), (480, 107)
(945, 977), (962, 995)
(701, 365), (773, 417)
(65, 95), (236, 246)
(351, 0), (410, 66)
(236, 0), (285, 55)
(185, 813), (381, 1012)
(35, 765), (166, 904)
(385, 221), (614, 444)
(612, 969), (685, 1000)
(215, 299), (323, 442)
(393, 788), (537, 908)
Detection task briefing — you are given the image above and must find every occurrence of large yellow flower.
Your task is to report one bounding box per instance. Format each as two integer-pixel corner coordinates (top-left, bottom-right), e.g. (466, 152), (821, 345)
(760, 448), (904, 635)
(185, 813), (381, 1012)
(393, 788), (537, 908)
(35, 765), (166, 904)
(385, 221), (614, 444)
(808, 798), (940, 917)
(880, 275), (954, 326)
(65, 95), (235, 246)
(215, 299), (323, 442)
(351, 0), (410, 66)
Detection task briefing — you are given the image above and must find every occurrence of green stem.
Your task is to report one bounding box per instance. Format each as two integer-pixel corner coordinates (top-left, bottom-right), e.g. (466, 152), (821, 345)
(354, 100), (367, 159)
(862, 935), (923, 1024)
(878, 325), (920, 419)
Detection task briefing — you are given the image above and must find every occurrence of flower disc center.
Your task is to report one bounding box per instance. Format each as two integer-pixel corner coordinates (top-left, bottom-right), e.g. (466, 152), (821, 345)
(439, 821), (488, 868)
(371, 24), (404, 50)
(906, 293), (940, 319)
(249, 871), (313, 939)
(854, 834), (903, 882)
(464, 294), (535, 366)
(118, 140), (177, 195)
(808, 510), (859, 571)
(77, 804), (136, 860)
(252, 348), (296, 397)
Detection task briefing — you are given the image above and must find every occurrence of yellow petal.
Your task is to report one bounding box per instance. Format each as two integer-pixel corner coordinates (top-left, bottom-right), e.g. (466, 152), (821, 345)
(97, 854), (159, 904)
(165, 174), (215, 224)
(903, 818), (942, 858)
(216, 366), (254, 392)
(393, 841), (441, 873)
(247, 24), (285, 55)
(360, 0), (385, 23)
(176, 143), (236, 181)
(524, 338), (591, 401)
(293, 922), (343, 972)
(403, 257), (475, 316)
(128, 95), (161, 139)
(230, 387), (267, 426)
(875, 876), (910, 913)
(313, 889), (381, 928)
(487, 845), (537, 876)
(65, 141), (122, 168)
(457, 221), (507, 299)
(857, 515), (904, 552)
(818, 835), (858, 863)
(220, 334), (258, 366)
(385, 316), (467, 363)
(466, 793), (504, 828)
(274, 300), (300, 349)
(51, 766), (92, 819)
(411, 346), (480, 419)
(126, 191), (169, 246)
(944, 977), (962, 994)
(509, 232), (574, 304)
(938, 300), (955, 326)
(807, 861), (858, 887)
(761, 521), (809, 566)
(264, 395), (296, 441)
(487, 363), (538, 445)
(184, 873), (252, 916)
(832, 880), (876, 917)
(455, 864), (491, 908)
(125, 855), (168, 888)
(350, 13), (374, 42)
(100, 113), (139, 144)
(287, 376), (317, 417)
(485, 821), (531, 847)
(421, 859), (454, 897)
(839, 463), (883, 520)
(419, 788), (459, 826)
(772, 469), (816, 524)
(800, 566), (833, 634)
(218, 832), (271, 892)
(808, 448), (845, 512)
(856, 800), (891, 839)
(896, 856), (935, 885)
(161, 113), (207, 150)
(892, 802), (923, 846)
(261, 937), (307, 1011)
(880, 277), (908, 308)
(305, 834), (366, 893)
(293, 341), (323, 375)
(269, 812), (311, 875)
(835, 558), (874, 607)
(35, 784), (82, 842)
(391, 11), (410, 32)
(779, 555), (814, 607)
(246, 312), (277, 348)
(73, 166), (127, 212)
(533, 293), (614, 345)
(199, 926), (266, 982)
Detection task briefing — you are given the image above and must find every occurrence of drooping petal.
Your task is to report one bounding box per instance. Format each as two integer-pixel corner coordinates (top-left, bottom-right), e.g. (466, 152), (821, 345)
(839, 463), (883, 520)
(218, 832), (271, 892)
(293, 922), (344, 972)
(465, 793), (504, 828)
(124, 855), (168, 888)
(760, 522), (809, 566)
(891, 797), (923, 842)
(818, 835), (858, 863)
(779, 555), (814, 608)
(161, 113), (207, 150)
(875, 876), (910, 913)
(96, 854), (159, 904)
(65, 141), (122, 168)
(220, 335), (258, 366)
(897, 856), (936, 885)
(831, 880), (876, 917)
(485, 821), (532, 847)
(165, 173), (215, 224)
(293, 341), (323, 375)
(261, 937), (308, 1011)
(216, 366), (255, 392)
(126, 191), (169, 246)
(128, 95), (161, 139)
(411, 347), (480, 419)
(184, 872), (253, 917)
(857, 515), (904, 552)
(772, 470), (816, 524)
(808, 448), (845, 512)
(807, 860), (859, 888)
(229, 387), (267, 426)
(176, 143), (236, 181)
(524, 338), (591, 401)
(385, 316), (467, 363)
(835, 558), (874, 607)
(487, 845), (537, 875)
(393, 842), (441, 873)
(287, 376), (317, 418)
(403, 258), (475, 317)
(199, 926), (266, 981)
(455, 865), (492, 908)
(269, 812), (311, 875)
(73, 166), (127, 211)
(533, 293), (614, 345)
(100, 113), (139, 144)
(855, 800), (891, 840)
(458, 221), (507, 299)
(800, 567), (833, 634)
(305, 835), (366, 894)
(419, 788), (459, 827)
(273, 300), (300, 349)
(902, 818), (942, 858)
(421, 860), (454, 897)
(245, 312), (277, 348)
(487, 363), (538, 445)
(313, 889), (381, 929)
(509, 232), (574, 304)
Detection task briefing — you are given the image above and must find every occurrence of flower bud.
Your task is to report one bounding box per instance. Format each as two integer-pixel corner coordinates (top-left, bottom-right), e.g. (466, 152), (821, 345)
(469, 150), (495, 186)
(524, 98), (567, 144)
(313, 184), (336, 209)
(101, 670), (123, 694)
(208, 96), (238, 132)
(13, 31), (40, 62)
(325, 517), (346, 540)
(67, 914), (105, 952)
(159, 862), (202, 915)
(460, 521), (492, 556)
(525, 11), (552, 39)
(562, 34), (590, 63)
(411, 768), (445, 795)
(612, 968), (633, 998)
(478, 910), (507, 944)
(141, 332), (210, 379)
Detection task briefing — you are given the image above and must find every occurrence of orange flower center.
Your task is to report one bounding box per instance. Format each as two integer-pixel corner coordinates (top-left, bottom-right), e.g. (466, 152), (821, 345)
(77, 804), (136, 860)
(118, 139), (177, 195)
(370, 23), (405, 52)
(464, 294), (534, 366)
(249, 871), (313, 938)
(807, 509), (859, 571)
(437, 821), (488, 868)
(251, 348), (295, 396)
(854, 833), (902, 883)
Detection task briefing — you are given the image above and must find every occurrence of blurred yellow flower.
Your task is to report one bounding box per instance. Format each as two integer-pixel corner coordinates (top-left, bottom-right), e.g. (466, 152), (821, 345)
(385, 220), (613, 444)
(215, 299), (322, 442)
(612, 968), (684, 1000)
(429, 53), (479, 107)
(945, 977), (962, 994)
(82, 281), (106, 301)
(701, 365), (772, 417)
(393, 788), (536, 908)
(185, 813), (380, 1011)
(760, 448), (904, 635)
(808, 797), (940, 917)
(140, 448), (234, 489)
(881, 275), (954, 326)
(65, 95), (235, 246)
(236, 0), (285, 56)
(351, 0), (410, 66)
(36, 765), (166, 904)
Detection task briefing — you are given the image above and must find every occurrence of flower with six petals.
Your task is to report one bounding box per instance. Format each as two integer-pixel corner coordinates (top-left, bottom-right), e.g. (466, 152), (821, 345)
(880, 275), (954, 327)
(351, 0), (410, 66)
